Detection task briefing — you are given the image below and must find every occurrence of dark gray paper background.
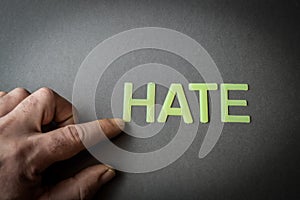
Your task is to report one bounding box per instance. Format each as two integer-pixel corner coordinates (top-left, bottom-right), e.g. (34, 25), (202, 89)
(0, 0), (299, 199)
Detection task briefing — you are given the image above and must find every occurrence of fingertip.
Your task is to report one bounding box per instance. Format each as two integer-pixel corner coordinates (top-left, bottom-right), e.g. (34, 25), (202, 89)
(73, 118), (124, 148)
(112, 118), (125, 131)
(98, 118), (125, 139)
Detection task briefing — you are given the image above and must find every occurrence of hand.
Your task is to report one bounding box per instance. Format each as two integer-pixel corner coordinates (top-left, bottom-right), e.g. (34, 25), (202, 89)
(0, 87), (124, 200)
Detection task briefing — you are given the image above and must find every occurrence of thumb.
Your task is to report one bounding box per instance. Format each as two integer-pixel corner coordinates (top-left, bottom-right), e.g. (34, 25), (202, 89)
(38, 165), (115, 200)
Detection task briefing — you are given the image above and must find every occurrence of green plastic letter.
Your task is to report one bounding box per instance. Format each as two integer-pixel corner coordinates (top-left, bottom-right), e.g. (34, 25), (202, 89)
(157, 83), (193, 124)
(221, 84), (250, 123)
(189, 83), (218, 123)
(123, 82), (156, 123)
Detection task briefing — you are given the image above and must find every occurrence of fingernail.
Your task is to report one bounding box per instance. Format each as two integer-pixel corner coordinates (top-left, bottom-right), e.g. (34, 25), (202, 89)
(99, 167), (116, 184)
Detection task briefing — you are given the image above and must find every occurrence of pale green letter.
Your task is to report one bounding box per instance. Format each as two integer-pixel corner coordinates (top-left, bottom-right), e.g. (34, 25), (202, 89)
(189, 83), (218, 123)
(221, 84), (250, 123)
(123, 82), (156, 123)
(157, 83), (193, 123)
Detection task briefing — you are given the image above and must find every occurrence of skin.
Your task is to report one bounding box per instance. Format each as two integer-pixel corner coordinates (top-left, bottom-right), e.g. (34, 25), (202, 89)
(0, 87), (124, 200)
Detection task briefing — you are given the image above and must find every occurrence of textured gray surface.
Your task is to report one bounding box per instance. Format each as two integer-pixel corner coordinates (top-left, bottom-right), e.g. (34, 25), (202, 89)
(0, 0), (299, 199)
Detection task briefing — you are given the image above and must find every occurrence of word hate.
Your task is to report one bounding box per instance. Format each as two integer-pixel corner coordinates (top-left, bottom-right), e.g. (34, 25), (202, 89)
(123, 83), (250, 123)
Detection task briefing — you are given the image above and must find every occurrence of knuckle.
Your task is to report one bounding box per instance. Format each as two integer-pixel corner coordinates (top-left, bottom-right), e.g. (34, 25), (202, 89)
(42, 126), (82, 156)
(12, 87), (30, 99)
(21, 163), (41, 183)
(25, 167), (41, 182)
(22, 141), (41, 178)
(45, 136), (62, 155)
(36, 87), (54, 100)
(62, 125), (82, 145)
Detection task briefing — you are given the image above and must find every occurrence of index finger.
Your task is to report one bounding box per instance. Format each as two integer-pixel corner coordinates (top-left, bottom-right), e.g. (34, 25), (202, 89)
(28, 118), (124, 172)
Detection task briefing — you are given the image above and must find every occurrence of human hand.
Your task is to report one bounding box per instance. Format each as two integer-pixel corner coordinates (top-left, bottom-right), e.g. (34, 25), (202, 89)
(0, 87), (124, 200)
